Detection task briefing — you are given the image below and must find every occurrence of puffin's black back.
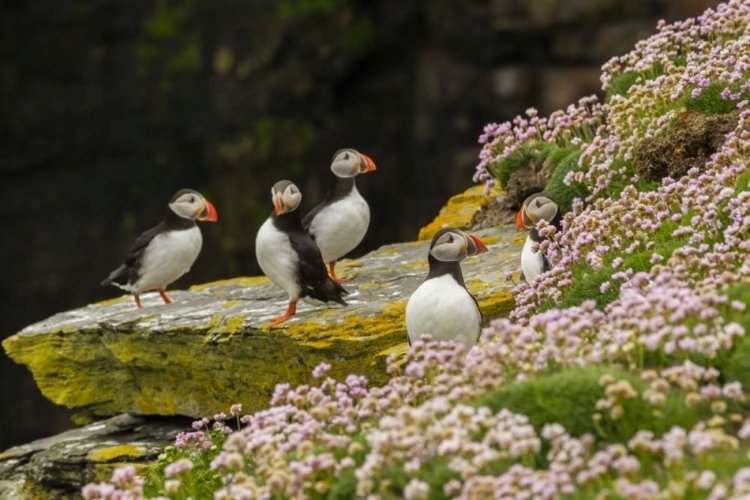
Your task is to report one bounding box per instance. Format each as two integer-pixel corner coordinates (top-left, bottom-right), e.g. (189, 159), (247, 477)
(101, 208), (195, 286)
(273, 209), (348, 304)
(302, 176), (356, 232)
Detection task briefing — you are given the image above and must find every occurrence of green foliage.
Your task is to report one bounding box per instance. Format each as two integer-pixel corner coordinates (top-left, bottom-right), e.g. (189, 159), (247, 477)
(342, 19), (374, 54)
(486, 141), (588, 213)
(606, 71), (641, 103)
(734, 168), (750, 195)
(718, 283), (750, 388)
(213, 46), (235, 76)
(605, 57), (687, 103)
(486, 142), (544, 190)
(255, 117), (278, 158)
(144, 0), (196, 39)
(472, 366), (707, 445)
(474, 367), (622, 438)
(377, 458), (462, 500)
(543, 148), (587, 214)
(165, 39), (202, 74)
(142, 429), (227, 499)
(543, 219), (685, 311)
(681, 81), (750, 115)
(327, 470), (358, 499)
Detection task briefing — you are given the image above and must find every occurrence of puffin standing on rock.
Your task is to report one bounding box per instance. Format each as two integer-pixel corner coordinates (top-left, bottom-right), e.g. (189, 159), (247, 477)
(101, 189), (218, 308)
(256, 180), (349, 328)
(405, 228), (488, 347)
(303, 148), (377, 283)
(516, 193), (561, 284)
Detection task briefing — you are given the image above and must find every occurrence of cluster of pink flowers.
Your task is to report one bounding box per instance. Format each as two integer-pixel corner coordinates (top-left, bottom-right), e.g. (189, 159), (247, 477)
(477, 0), (750, 198)
(83, 334), (750, 499)
(474, 97), (604, 194)
(83, 2), (750, 499)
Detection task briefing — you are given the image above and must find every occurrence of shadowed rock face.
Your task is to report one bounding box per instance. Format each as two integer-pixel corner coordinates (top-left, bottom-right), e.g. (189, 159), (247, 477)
(0, 414), (187, 499)
(3, 223), (520, 423)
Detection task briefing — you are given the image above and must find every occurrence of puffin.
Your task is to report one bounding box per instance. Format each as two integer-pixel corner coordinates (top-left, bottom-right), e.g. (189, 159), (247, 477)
(302, 148), (377, 282)
(256, 180), (349, 327)
(101, 189), (218, 308)
(405, 228), (488, 347)
(516, 193), (561, 284)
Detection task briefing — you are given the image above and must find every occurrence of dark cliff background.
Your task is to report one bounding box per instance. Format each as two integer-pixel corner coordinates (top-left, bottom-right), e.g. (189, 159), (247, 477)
(0, 0), (716, 449)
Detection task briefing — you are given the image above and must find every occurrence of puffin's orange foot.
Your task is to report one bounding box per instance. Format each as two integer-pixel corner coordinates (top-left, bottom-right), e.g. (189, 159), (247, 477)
(331, 273), (355, 283)
(268, 301), (297, 328)
(329, 263), (355, 283)
(159, 289), (173, 304)
(134, 295), (142, 309)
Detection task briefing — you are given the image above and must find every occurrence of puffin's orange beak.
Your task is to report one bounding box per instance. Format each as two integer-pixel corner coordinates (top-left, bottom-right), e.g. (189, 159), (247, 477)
(360, 153), (377, 173)
(467, 233), (488, 256)
(516, 207), (529, 231)
(274, 193), (284, 216)
(199, 199), (218, 222)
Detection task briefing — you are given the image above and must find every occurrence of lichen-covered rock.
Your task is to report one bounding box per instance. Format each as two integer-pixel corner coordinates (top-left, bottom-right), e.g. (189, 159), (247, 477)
(3, 225), (520, 423)
(417, 185), (502, 241)
(0, 414), (184, 500)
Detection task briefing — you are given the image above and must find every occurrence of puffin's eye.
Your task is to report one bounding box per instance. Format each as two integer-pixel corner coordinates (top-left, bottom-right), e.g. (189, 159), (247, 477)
(447, 235), (454, 243)
(190, 196), (195, 203)
(344, 153), (350, 160)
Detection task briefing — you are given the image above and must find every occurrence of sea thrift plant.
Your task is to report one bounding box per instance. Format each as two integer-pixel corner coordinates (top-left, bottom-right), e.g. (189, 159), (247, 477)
(84, 2), (750, 499)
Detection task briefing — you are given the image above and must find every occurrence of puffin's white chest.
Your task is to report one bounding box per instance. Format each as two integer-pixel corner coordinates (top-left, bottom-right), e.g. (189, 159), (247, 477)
(134, 226), (202, 293)
(256, 218), (302, 301)
(308, 188), (370, 263)
(521, 236), (545, 284)
(405, 274), (482, 347)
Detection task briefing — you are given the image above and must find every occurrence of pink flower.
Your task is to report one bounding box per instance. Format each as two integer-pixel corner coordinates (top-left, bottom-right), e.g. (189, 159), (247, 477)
(164, 458), (194, 478)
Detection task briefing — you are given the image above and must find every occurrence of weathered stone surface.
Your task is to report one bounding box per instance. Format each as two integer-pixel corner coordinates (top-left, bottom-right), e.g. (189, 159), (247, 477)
(4, 222), (520, 423)
(0, 414), (185, 500)
(418, 185), (503, 241)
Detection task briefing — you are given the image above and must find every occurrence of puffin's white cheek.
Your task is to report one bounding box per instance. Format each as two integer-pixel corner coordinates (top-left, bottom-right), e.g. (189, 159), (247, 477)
(431, 244), (459, 262)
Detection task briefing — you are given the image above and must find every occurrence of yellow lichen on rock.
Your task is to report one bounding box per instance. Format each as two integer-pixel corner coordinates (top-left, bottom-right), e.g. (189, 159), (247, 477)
(417, 185), (502, 241)
(190, 276), (268, 291)
(89, 444), (147, 462)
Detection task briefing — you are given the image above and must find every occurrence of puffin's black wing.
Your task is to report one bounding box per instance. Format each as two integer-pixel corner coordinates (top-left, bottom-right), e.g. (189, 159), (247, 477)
(101, 222), (165, 286)
(470, 291), (483, 343)
(542, 254), (552, 273)
(288, 228), (348, 305)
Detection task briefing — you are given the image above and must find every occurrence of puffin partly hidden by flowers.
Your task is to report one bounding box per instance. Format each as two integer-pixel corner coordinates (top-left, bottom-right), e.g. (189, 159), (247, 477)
(256, 180), (349, 328)
(405, 228), (488, 347)
(302, 148), (377, 283)
(516, 192), (561, 284)
(101, 189), (218, 308)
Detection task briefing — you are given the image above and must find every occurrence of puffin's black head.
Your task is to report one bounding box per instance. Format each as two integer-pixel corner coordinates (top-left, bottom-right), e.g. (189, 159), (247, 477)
(330, 148), (377, 178)
(168, 189), (218, 222)
(429, 228), (488, 262)
(271, 180), (302, 216)
(516, 193), (558, 231)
